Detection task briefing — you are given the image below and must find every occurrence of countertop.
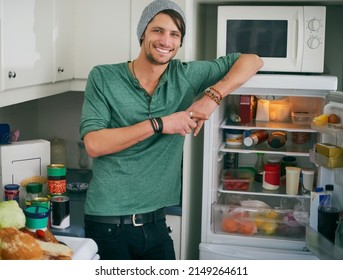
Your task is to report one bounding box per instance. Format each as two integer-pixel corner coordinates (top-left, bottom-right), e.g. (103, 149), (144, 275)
(51, 168), (182, 237)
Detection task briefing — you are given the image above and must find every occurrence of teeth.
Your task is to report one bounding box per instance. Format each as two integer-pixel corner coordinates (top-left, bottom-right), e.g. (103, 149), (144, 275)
(156, 48), (169, 53)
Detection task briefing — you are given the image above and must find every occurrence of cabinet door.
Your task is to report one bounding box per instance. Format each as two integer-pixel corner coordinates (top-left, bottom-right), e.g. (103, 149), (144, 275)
(73, 0), (131, 79)
(166, 214), (181, 260)
(0, 0), (53, 90)
(53, 0), (74, 82)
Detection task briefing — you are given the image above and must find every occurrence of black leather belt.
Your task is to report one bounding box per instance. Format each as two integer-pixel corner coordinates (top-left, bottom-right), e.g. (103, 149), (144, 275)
(84, 208), (166, 226)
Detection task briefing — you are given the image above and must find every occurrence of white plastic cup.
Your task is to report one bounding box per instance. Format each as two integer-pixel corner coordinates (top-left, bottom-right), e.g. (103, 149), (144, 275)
(301, 169), (315, 191)
(286, 167), (301, 195)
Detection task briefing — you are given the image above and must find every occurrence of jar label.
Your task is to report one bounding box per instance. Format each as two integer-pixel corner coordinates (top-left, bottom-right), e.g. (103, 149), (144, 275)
(48, 179), (66, 195)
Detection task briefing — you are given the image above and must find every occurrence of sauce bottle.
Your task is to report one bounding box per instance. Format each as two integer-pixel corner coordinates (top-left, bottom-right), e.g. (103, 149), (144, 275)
(243, 130), (269, 147)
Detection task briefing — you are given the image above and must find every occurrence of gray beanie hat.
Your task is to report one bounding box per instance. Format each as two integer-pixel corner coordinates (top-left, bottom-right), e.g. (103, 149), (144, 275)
(137, 0), (185, 44)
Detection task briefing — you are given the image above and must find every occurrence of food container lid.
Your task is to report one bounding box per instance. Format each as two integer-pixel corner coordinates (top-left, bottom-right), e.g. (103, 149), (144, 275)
(301, 169), (315, 175)
(26, 182), (43, 193)
(264, 164), (280, 171)
(47, 164), (67, 176)
(24, 206), (49, 230)
(226, 129), (244, 134)
(4, 184), (20, 190)
(24, 206), (49, 220)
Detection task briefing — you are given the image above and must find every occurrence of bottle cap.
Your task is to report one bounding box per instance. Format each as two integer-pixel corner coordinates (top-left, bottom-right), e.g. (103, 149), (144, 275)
(244, 135), (258, 146)
(315, 187), (324, 192)
(325, 184), (334, 191)
(4, 184), (20, 190)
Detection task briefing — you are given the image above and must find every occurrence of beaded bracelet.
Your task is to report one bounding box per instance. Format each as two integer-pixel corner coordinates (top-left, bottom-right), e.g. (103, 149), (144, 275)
(210, 86), (224, 101)
(205, 88), (221, 105)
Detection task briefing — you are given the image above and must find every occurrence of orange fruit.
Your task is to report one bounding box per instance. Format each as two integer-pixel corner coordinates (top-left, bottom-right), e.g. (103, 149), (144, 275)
(222, 217), (238, 233)
(238, 221), (256, 235)
(328, 113), (340, 124)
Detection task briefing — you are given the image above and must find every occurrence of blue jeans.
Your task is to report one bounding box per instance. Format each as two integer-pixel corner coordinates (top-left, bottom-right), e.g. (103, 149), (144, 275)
(84, 218), (176, 260)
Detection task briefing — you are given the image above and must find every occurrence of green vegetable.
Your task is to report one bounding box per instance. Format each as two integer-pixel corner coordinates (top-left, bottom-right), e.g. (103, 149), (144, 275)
(0, 200), (25, 229)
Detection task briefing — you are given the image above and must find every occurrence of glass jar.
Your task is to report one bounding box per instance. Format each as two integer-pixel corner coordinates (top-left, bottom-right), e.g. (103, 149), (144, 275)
(268, 131), (287, 148)
(243, 130), (269, 147)
(254, 153), (265, 183)
(25, 182), (43, 207)
(4, 184), (20, 203)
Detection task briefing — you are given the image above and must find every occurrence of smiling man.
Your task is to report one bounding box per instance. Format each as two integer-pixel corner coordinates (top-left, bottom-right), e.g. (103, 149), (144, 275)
(79, 0), (263, 260)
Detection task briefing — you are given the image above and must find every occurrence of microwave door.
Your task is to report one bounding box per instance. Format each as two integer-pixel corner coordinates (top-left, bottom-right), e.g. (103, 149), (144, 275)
(263, 15), (303, 72)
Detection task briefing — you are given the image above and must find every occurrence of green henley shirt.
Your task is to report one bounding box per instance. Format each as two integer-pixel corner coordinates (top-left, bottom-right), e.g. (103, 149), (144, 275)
(80, 53), (240, 216)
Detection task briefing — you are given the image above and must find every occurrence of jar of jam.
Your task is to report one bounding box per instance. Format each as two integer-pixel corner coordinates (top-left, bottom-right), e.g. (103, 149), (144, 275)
(4, 184), (20, 203)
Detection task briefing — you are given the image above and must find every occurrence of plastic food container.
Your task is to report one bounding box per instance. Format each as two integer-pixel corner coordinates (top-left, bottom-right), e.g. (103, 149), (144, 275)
(24, 206), (50, 230)
(221, 168), (254, 191)
(269, 101), (292, 122)
(224, 129), (244, 146)
(291, 111), (317, 125)
(213, 205), (307, 239)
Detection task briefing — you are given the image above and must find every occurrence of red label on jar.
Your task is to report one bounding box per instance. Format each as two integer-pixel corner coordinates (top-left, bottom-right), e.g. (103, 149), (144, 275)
(48, 179), (66, 195)
(264, 164), (280, 185)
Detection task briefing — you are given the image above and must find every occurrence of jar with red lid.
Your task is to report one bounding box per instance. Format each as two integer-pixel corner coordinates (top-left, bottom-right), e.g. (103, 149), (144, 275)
(262, 164), (280, 190)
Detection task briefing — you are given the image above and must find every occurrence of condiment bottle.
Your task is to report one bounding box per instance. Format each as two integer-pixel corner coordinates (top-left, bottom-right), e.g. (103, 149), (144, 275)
(25, 182), (43, 207)
(268, 131), (287, 148)
(254, 152), (265, 183)
(243, 130), (269, 147)
(262, 164), (280, 190)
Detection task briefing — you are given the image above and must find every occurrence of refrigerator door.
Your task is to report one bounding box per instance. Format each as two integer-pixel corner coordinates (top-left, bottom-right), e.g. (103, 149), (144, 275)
(199, 242), (318, 260)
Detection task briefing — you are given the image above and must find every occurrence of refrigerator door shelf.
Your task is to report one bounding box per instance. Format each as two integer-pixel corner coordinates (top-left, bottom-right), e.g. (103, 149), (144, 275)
(199, 242), (318, 260)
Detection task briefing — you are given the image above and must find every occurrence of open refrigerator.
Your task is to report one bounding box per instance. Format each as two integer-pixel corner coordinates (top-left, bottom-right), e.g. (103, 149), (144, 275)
(199, 74), (343, 260)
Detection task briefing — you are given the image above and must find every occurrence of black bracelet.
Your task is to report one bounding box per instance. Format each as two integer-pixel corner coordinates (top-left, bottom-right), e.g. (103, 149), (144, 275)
(155, 117), (163, 133)
(149, 118), (158, 133)
(149, 117), (163, 134)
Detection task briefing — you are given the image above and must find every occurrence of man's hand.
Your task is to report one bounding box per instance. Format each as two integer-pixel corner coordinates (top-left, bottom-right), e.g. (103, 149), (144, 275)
(161, 110), (208, 136)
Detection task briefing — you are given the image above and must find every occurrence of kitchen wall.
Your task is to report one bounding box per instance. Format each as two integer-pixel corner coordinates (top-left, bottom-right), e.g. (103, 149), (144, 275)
(0, 91), (86, 169)
(1, 1), (342, 169)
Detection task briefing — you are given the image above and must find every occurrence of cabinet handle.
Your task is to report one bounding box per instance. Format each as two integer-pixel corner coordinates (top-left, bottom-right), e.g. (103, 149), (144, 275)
(8, 71), (16, 79)
(58, 67), (64, 73)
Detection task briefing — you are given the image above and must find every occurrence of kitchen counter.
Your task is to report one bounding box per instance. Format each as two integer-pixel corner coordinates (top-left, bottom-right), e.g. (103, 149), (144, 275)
(51, 168), (182, 238)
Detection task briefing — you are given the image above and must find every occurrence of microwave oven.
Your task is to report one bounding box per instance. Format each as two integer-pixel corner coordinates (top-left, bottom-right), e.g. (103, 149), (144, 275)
(217, 6), (326, 73)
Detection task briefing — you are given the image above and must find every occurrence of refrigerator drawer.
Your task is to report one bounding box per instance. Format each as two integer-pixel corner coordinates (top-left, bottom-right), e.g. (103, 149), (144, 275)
(212, 194), (310, 241)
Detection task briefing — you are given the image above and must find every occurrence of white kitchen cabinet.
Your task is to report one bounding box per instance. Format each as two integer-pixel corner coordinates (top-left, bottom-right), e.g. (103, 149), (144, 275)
(0, 0), (54, 90)
(53, 0), (74, 82)
(166, 214), (182, 260)
(73, 0), (131, 79)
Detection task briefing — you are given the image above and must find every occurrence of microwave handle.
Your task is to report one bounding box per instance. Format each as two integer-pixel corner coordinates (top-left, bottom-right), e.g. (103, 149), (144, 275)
(292, 19), (299, 59)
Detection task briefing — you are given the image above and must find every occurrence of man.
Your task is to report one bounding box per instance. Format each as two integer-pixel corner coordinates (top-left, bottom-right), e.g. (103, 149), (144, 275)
(80, 0), (263, 260)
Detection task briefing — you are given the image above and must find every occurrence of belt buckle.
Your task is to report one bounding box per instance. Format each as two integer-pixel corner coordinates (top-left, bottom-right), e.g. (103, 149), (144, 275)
(132, 214), (143, 226)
